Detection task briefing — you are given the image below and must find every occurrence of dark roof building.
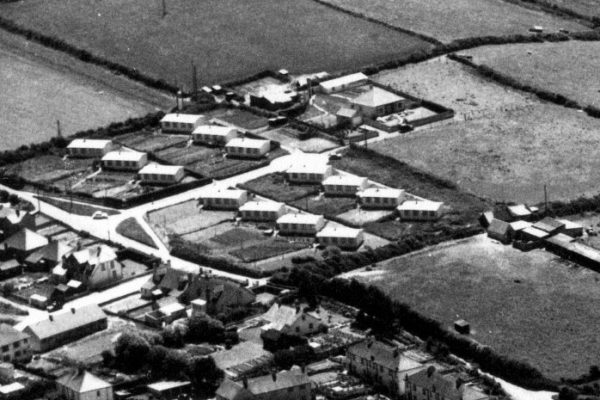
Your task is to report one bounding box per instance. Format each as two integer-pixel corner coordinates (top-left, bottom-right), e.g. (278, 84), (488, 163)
(56, 369), (113, 400)
(0, 324), (31, 363)
(486, 219), (511, 243)
(216, 367), (311, 400)
(406, 366), (489, 400)
(25, 241), (74, 269)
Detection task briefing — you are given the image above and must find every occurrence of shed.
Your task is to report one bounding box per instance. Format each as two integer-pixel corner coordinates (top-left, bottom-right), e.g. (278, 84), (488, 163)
(487, 219), (511, 243)
(454, 320), (470, 335)
(520, 226), (549, 242)
(556, 219), (583, 237)
(507, 204), (532, 220)
(479, 211), (494, 228)
(318, 73), (368, 93)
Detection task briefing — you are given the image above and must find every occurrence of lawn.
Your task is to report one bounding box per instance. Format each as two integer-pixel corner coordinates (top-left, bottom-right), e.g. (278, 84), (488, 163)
(1, 0), (432, 89)
(540, 0), (600, 18)
(317, 0), (587, 43)
(210, 228), (267, 246)
(464, 41), (600, 109)
(115, 131), (188, 152)
(239, 173), (320, 203)
(291, 195), (357, 217)
(116, 217), (158, 249)
(259, 128), (339, 153)
(342, 234), (600, 380)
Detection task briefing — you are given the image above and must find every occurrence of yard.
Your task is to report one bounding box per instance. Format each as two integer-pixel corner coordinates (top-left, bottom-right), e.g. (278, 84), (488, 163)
(1, 0), (431, 89)
(539, 0), (600, 18)
(114, 131), (188, 152)
(258, 127), (339, 153)
(185, 147), (288, 179)
(239, 173), (320, 203)
(291, 194), (357, 217)
(342, 234), (600, 380)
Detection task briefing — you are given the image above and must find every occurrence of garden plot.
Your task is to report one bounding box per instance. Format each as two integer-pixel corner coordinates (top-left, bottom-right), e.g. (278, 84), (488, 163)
(115, 131), (189, 152)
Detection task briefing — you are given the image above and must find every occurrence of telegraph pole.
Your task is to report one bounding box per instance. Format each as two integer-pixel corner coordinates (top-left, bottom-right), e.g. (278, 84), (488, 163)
(161, 0), (167, 18)
(191, 61), (198, 102)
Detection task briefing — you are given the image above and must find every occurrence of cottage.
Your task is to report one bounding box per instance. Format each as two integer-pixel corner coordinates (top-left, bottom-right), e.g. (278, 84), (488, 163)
(180, 274), (256, 315)
(405, 366), (489, 400)
(24, 304), (107, 352)
(322, 175), (368, 196)
(139, 163), (185, 185)
(67, 139), (113, 158)
(216, 367), (311, 400)
(350, 86), (409, 118)
(286, 164), (333, 184)
(557, 219), (583, 237)
(0, 207), (35, 238)
(316, 225), (364, 249)
(25, 241), (74, 271)
(199, 188), (248, 210)
(0, 228), (48, 257)
(0, 324), (31, 363)
(239, 201), (286, 222)
(192, 125), (238, 146)
(147, 381), (191, 400)
(276, 213), (325, 236)
(487, 219), (511, 243)
(101, 150), (148, 171)
(260, 303), (324, 339)
(225, 138), (270, 159)
(56, 370), (113, 400)
(63, 245), (122, 290)
(160, 113), (203, 134)
(318, 73), (369, 94)
(397, 201), (444, 221)
(357, 187), (405, 209)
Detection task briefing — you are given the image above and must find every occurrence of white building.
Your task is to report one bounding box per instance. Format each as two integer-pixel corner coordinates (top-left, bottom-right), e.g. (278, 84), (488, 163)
(56, 370), (113, 400)
(239, 201), (286, 222)
(199, 188), (248, 210)
(316, 225), (364, 249)
(261, 303), (325, 337)
(350, 86), (408, 118)
(67, 139), (113, 158)
(160, 114), (203, 134)
(323, 175), (369, 196)
(225, 138), (270, 159)
(318, 73), (369, 94)
(277, 213), (325, 236)
(357, 188), (405, 209)
(101, 150), (148, 171)
(192, 125), (238, 146)
(139, 163), (185, 185)
(286, 164), (333, 184)
(397, 200), (444, 221)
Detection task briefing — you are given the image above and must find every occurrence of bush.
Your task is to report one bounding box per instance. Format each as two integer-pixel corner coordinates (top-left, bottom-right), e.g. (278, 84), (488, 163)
(186, 313), (226, 344)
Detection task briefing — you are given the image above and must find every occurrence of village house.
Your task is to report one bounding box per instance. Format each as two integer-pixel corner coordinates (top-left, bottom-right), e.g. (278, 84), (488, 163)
(101, 150), (148, 171)
(25, 241), (74, 271)
(0, 207), (35, 238)
(199, 188), (248, 210)
(487, 219), (512, 243)
(318, 73), (369, 94)
(0, 228), (48, 258)
(349, 86), (409, 118)
(397, 201), (444, 221)
(67, 139), (114, 158)
(216, 367), (312, 400)
(322, 175), (369, 197)
(260, 303), (325, 340)
(405, 366), (489, 400)
(316, 225), (364, 250)
(225, 138), (271, 159)
(286, 164), (333, 184)
(357, 188), (405, 209)
(23, 304), (107, 352)
(160, 113), (203, 134)
(239, 201), (287, 222)
(276, 213), (325, 236)
(62, 244), (122, 289)
(192, 125), (238, 146)
(139, 163), (185, 185)
(56, 370), (113, 400)
(0, 324), (31, 363)
(180, 273), (256, 314)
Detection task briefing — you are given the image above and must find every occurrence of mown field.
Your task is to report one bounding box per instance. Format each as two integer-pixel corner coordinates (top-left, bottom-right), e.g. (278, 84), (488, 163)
(542, 0), (600, 18)
(1, 0), (432, 88)
(372, 56), (600, 203)
(317, 0), (587, 43)
(464, 41), (600, 108)
(343, 235), (600, 380)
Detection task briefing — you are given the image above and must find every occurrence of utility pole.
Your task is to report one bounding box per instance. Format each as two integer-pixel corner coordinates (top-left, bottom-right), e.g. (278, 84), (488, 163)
(161, 0), (167, 18)
(544, 184), (548, 214)
(56, 120), (62, 138)
(191, 61), (198, 102)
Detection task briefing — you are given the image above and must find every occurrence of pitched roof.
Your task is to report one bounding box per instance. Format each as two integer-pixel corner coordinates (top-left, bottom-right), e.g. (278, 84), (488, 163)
(200, 187), (247, 200)
(351, 86), (404, 108)
(507, 204), (531, 218)
(215, 378), (253, 400)
(521, 226), (549, 239)
(193, 125), (237, 136)
(57, 370), (111, 393)
(357, 187), (404, 199)
(101, 150), (146, 162)
(509, 220), (531, 232)
(0, 324), (28, 347)
(26, 241), (74, 264)
(25, 304), (106, 340)
(246, 368), (310, 395)
(348, 340), (418, 371)
(1, 228), (48, 252)
(261, 304), (320, 333)
(239, 201), (285, 213)
(487, 219), (510, 236)
(139, 163), (184, 176)
(67, 139), (112, 149)
(183, 275), (255, 306)
(0, 207), (29, 224)
(408, 368), (470, 400)
(277, 213), (323, 225)
(226, 138), (270, 149)
(71, 244), (117, 266)
(319, 73), (368, 90)
(336, 107), (360, 118)
(397, 200), (444, 212)
(160, 113), (203, 124)
(0, 259), (20, 271)
(532, 217), (565, 233)
(316, 225), (363, 239)
(287, 163), (332, 175)
(322, 175), (367, 187)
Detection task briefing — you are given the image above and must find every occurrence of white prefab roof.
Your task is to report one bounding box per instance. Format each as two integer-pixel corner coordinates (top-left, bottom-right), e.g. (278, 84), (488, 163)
(0, 382), (24, 394)
(159, 302), (186, 315)
(193, 125), (236, 136)
(357, 187), (403, 198)
(201, 188), (246, 200)
(148, 381), (190, 392)
(322, 175), (367, 186)
(239, 201), (284, 212)
(102, 150), (146, 162)
(30, 294), (47, 302)
(277, 213), (323, 225)
(507, 204), (531, 217)
(509, 220), (532, 231)
(319, 73), (368, 90)
(67, 139), (112, 149)
(522, 226), (549, 238)
(139, 163), (184, 175)
(351, 86), (404, 108)
(557, 219), (583, 230)
(397, 200), (443, 212)
(161, 113), (203, 124)
(287, 163), (331, 175)
(226, 138), (270, 149)
(316, 225), (362, 239)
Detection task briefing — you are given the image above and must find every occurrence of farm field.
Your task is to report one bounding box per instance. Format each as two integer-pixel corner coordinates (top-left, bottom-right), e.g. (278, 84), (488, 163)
(1, 0), (432, 89)
(0, 32), (169, 151)
(343, 234), (600, 380)
(316, 0), (587, 43)
(540, 0), (600, 18)
(464, 41), (600, 108)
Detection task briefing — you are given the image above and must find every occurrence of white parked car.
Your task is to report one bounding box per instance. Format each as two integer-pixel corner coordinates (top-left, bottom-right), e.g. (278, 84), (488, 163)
(92, 211), (109, 220)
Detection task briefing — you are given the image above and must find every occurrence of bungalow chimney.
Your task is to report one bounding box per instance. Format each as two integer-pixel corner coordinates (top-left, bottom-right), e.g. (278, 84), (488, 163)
(427, 366), (435, 378)
(49, 315), (54, 321)
(97, 246), (102, 257)
(242, 377), (248, 389)
(271, 371), (277, 382)
(71, 308), (76, 314)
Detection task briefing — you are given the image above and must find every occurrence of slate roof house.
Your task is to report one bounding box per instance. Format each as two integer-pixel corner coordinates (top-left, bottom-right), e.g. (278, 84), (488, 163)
(216, 367), (312, 400)
(405, 366), (489, 400)
(260, 303), (325, 343)
(0, 208), (35, 238)
(62, 245), (122, 289)
(25, 241), (74, 271)
(0, 228), (48, 258)
(56, 369), (113, 400)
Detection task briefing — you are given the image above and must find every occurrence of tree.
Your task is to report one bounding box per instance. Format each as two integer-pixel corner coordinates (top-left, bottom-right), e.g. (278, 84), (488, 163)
(1, 282), (15, 297)
(186, 313), (225, 344)
(0, 190), (8, 203)
(188, 356), (223, 393)
(8, 194), (19, 206)
(114, 332), (151, 372)
(558, 387), (579, 400)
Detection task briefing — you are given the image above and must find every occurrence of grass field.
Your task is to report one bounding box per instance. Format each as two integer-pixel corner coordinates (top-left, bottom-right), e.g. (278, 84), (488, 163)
(540, 0), (600, 18)
(1, 0), (432, 89)
(317, 0), (587, 43)
(464, 41), (600, 108)
(343, 235), (600, 380)
(116, 217), (158, 248)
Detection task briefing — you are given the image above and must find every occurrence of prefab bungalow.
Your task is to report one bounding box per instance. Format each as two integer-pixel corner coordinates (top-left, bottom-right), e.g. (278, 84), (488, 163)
(101, 150), (148, 171)
(349, 86), (409, 118)
(192, 125), (238, 146)
(316, 225), (364, 249)
(286, 164), (333, 184)
(318, 73), (369, 94)
(139, 163), (185, 185)
(322, 175), (369, 197)
(67, 139), (113, 158)
(277, 213), (325, 236)
(397, 200), (444, 221)
(199, 188), (248, 210)
(239, 201), (286, 222)
(160, 114), (203, 134)
(225, 138), (270, 159)
(357, 188), (405, 209)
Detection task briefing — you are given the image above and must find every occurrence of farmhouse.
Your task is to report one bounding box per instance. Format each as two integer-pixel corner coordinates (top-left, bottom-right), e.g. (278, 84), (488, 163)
(139, 163), (185, 185)
(487, 219), (511, 243)
(276, 213), (325, 236)
(350, 86), (409, 118)
(286, 163), (333, 184)
(261, 303), (325, 338)
(405, 366), (489, 400)
(101, 150), (148, 171)
(316, 225), (364, 249)
(216, 367), (311, 400)
(160, 113), (203, 134)
(322, 175), (369, 196)
(239, 201), (286, 222)
(357, 187), (405, 209)
(0, 324), (31, 363)
(62, 245), (122, 289)
(0, 207), (35, 238)
(199, 188), (248, 210)
(1, 228), (48, 257)
(23, 304), (107, 352)
(56, 370), (113, 400)
(397, 201), (444, 221)
(192, 125), (238, 146)
(67, 139), (114, 158)
(319, 73), (369, 94)
(225, 138), (270, 159)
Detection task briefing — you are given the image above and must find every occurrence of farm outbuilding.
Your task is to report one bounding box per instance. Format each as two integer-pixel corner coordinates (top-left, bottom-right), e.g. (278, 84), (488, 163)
(487, 219), (511, 243)
(507, 204), (533, 220)
(239, 201), (286, 222)
(397, 201), (444, 221)
(199, 188), (248, 210)
(277, 213), (325, 236)
(479, 211), (494, 228)
(225, 138), (270, 159)
(357, 187), (405, 209)
(520, 226), (549, 242)
(316, 225), (364, 249)
(557, 219), (583, 237)
(192, 125), (238, 146)
(545, 233), (600, 270)
(509, 220), (532, 240)
(532, 217), (565, 236)
(336, 107), (362, 127)
(322, 175), (369, 196)
(318, 73), (369, 94)
(454, 319), (470, 334)
(101, 150), (148, 171)
(67, 139), (114, 158)
(139, 163), (185, 185)
(160, 113), (203, 134)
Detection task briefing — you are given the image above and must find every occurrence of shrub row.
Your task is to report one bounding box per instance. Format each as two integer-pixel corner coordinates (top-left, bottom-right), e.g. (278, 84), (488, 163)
(545, 194), (600, 217)
(507, 0), (599, 27)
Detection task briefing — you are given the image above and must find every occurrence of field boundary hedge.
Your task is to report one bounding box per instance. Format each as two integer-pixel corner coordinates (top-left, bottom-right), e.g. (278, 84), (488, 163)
(505, 0), (599, 27)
